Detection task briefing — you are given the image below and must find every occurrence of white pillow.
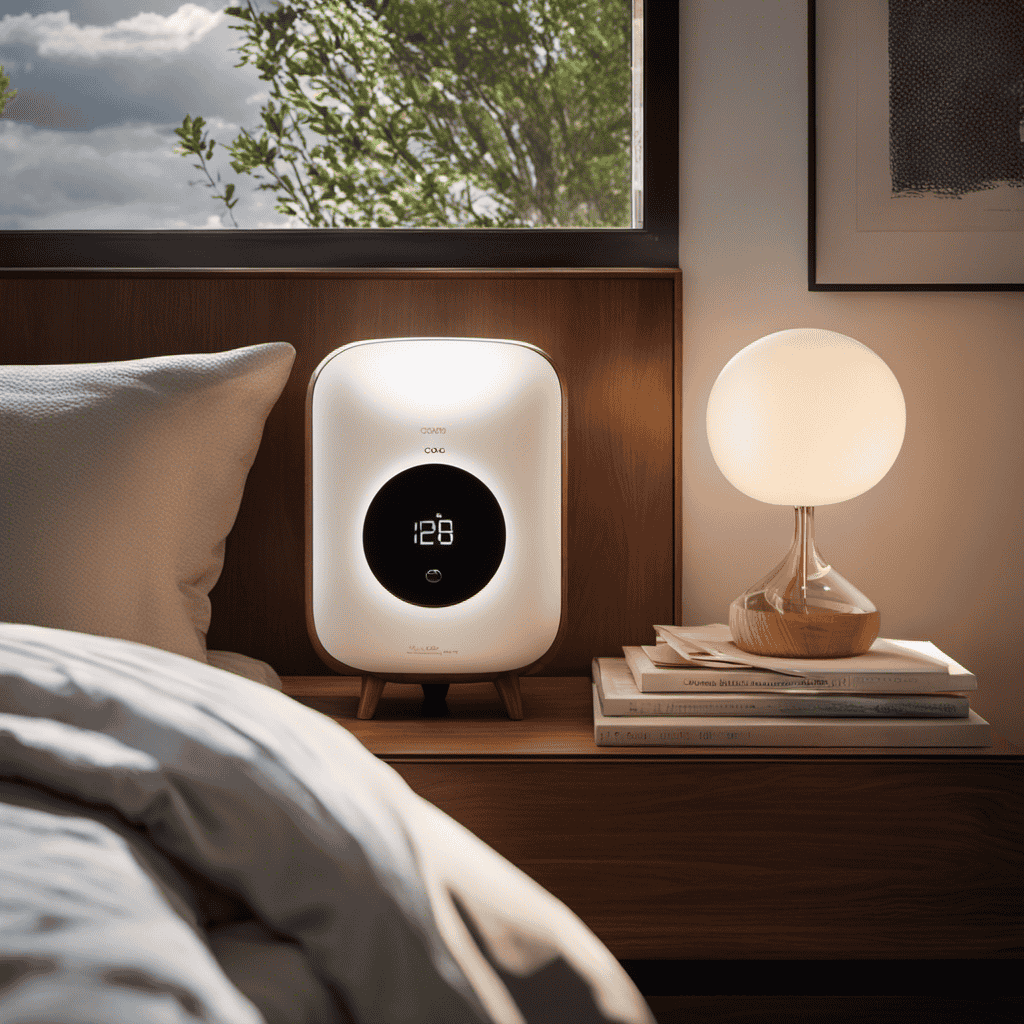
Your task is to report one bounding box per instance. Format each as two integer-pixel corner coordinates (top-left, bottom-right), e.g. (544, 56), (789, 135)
(0, 343), (295, 675)
(207, 650), (284, 690)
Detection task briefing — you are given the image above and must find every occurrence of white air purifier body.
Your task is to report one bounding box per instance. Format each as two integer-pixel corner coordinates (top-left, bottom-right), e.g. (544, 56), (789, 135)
(307, 337), (565, 716)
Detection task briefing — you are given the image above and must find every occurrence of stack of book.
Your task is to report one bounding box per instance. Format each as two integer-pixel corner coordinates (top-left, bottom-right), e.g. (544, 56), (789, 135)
(592, 623), (991, 747)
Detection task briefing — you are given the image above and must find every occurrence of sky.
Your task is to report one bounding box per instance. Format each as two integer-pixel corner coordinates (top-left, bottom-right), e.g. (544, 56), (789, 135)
(0, 2), (298, 228)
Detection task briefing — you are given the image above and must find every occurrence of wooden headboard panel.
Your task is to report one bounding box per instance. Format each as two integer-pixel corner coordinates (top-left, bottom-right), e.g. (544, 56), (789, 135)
(2, 269), (681, 675)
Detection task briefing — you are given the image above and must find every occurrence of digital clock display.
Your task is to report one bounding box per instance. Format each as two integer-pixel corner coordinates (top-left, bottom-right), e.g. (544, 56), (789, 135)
(363, 464), (506, 607)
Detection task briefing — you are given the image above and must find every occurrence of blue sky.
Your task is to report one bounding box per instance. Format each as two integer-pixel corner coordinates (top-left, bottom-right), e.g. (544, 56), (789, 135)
(0, 3), (297, 227)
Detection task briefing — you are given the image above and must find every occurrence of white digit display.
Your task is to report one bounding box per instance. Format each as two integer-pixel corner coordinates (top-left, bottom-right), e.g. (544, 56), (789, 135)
(413, 518), (454, 545)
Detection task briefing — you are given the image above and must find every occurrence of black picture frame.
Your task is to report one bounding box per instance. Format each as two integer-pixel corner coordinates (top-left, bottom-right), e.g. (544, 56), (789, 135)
(808, 0), (1024, 291)
(1, 0), (678, 271)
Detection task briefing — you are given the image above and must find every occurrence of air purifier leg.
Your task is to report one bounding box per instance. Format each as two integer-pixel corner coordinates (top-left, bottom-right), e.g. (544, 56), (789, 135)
(357, 674), (386, 719)
(493, 672), (523, 720)
(357, 673), (522, 719)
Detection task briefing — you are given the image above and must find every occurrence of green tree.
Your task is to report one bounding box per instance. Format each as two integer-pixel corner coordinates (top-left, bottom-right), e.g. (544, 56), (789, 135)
(0, 65), (16, 117)
(174, 114), (241, 227)
(175, 0), (632, 227)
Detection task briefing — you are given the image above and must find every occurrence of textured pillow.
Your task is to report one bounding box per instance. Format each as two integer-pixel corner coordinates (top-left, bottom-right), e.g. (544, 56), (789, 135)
(0, 343), (295, 671)
(207, 649), (284, 690)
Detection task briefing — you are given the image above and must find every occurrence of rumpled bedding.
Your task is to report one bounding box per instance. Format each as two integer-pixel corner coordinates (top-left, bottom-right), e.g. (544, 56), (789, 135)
(0, 622), (654, 1024)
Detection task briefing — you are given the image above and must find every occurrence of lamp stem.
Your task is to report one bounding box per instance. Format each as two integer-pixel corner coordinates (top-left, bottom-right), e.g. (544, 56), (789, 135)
(795, 506), (814, 613)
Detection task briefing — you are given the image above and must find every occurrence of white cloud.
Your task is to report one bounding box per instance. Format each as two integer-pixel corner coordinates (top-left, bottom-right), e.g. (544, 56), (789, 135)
(0, 118), (293, 229)
(0, 4), (225, 62)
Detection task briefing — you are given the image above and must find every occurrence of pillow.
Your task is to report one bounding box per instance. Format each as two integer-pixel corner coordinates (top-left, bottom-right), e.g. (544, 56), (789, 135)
(0, 343), (295, 673)
(207, 649), (284, 690)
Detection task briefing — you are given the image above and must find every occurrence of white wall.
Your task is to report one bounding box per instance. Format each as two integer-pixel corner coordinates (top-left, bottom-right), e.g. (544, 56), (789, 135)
(678, 0), (1024, 746)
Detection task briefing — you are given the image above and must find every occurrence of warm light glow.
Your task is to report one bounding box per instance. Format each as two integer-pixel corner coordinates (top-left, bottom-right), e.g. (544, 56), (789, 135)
(706, 328), (906, 506)
(329, 337), (527, 420)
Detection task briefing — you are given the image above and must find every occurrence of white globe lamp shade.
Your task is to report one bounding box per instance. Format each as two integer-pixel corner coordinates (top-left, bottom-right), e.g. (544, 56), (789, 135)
(706, 329), (906, 507)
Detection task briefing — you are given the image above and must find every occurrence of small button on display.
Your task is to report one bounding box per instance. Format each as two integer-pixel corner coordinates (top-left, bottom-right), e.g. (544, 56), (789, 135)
(425, 569), (442, 583)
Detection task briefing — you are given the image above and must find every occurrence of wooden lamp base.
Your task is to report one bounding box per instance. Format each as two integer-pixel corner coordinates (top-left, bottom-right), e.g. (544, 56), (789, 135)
(729, 507), (881, 660)
(729, 604), (880, 659)
(356, 672), (523, 720)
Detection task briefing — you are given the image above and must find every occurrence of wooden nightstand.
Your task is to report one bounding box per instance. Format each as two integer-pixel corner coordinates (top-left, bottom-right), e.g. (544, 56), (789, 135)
(283, 675), (1022, 959)
(284, 673), (1022, 1022)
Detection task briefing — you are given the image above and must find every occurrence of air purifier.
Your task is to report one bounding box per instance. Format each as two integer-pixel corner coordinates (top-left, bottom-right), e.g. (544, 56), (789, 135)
(307, 337), (566, 718)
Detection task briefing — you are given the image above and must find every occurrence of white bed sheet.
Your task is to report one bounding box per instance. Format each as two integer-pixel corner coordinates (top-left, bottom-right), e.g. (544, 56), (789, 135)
(0, 622), (654, 1024)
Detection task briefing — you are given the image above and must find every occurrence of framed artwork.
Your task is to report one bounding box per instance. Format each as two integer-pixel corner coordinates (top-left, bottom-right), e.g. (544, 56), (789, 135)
(0, 0), (677, 270)
(809, 0), (1024, 291)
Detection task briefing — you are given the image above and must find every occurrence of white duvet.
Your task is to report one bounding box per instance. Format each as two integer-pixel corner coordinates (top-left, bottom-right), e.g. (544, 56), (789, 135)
(0, 622), (654, 1024)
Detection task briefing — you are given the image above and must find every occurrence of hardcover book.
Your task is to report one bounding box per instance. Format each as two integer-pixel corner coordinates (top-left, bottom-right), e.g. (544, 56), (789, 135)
(599, 657), (969, 718)
(634, 628), (977, 693)
(592, 675), (991, 748)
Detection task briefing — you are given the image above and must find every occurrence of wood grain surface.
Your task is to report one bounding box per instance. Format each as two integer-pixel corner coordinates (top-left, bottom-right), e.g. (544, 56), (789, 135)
(284, 675), (1024, 961)
(730, 605), (881, 658)
(1, 269), (682, 676)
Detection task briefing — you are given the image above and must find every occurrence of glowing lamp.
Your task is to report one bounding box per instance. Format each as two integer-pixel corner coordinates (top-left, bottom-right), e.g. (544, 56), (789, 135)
(706, 328), (905, 658)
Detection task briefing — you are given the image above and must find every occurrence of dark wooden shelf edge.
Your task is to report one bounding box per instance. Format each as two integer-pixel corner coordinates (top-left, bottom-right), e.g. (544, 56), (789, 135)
(619, 958), (1024, 994)
(3, 266), (683, 280)
(371, 751), (1019, 763)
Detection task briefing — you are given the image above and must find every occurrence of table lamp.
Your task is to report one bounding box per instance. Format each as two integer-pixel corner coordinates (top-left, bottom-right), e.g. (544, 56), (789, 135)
(706, 328), (906, 658)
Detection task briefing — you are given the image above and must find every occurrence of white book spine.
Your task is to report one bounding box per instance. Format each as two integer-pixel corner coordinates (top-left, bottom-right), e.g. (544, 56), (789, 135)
(602, 695), (969, 717)
(599, 665), (968, 718)
(625, 646), (976, 694)
(592, 684), (991, 748)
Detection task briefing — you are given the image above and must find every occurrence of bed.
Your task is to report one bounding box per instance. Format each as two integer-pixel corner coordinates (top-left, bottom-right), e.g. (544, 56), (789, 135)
(0, 340), (658, 1024)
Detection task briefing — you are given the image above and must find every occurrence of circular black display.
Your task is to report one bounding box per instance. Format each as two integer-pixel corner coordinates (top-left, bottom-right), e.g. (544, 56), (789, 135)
(363, 464), (506, 608)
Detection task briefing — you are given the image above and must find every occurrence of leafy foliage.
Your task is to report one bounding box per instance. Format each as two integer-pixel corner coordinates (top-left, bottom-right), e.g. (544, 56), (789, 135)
(173, 114), (240, 227)
(176, 0), (632, 227)
(0, 65), (16, 118)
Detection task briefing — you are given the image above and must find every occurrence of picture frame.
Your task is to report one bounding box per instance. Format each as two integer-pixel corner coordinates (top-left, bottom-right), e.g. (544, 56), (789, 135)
(808, 0), (1024, 291)
(0, 0), (677, 271)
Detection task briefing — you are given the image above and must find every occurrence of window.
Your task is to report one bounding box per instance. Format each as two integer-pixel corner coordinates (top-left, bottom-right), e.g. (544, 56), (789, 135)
(0, 0), (677, 267)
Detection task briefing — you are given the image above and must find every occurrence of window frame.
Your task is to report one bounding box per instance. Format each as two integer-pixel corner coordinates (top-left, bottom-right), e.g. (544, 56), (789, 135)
(0, 0), (678, 270)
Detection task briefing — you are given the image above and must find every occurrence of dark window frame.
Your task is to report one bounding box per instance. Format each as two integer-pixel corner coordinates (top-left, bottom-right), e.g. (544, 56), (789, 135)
(1, 0), (678, 270)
